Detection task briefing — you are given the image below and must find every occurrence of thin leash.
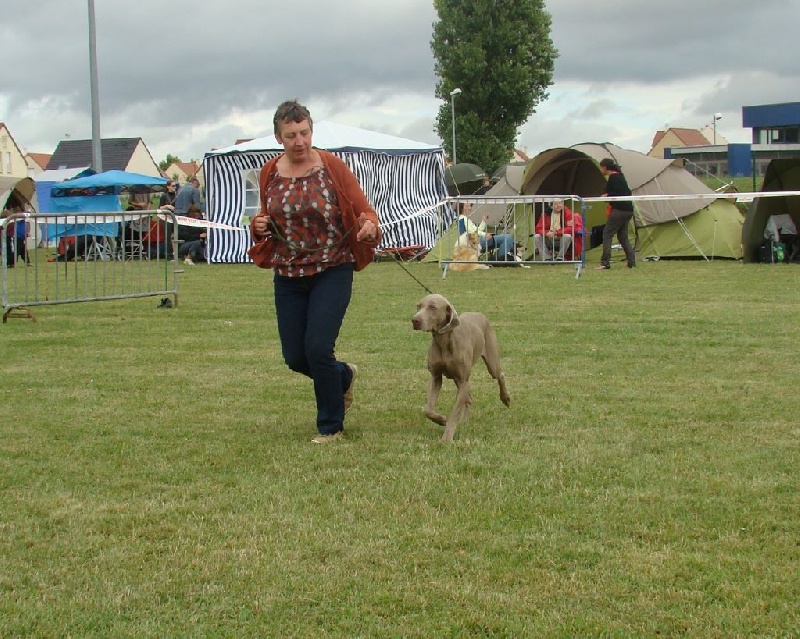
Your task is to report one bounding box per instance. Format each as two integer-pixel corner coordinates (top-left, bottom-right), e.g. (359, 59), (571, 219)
(384, 174), (463, 296)
(387, 251), (436, 295)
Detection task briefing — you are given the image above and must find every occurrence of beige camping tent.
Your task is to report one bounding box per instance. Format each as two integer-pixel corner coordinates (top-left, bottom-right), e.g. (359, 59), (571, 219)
(521, 143), (744, 259)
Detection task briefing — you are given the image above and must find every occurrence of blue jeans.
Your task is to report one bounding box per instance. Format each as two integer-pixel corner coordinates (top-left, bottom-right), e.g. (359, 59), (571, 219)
(481, 233), (515, 259)
(273, 263), (355, 436)
(178, 240), (204, 260)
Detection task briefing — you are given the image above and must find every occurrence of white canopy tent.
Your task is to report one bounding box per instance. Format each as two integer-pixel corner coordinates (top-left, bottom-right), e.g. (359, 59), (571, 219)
(203, 121), (449, 263)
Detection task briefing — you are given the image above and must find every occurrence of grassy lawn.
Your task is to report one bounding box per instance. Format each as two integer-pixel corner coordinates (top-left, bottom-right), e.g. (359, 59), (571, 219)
(2, 253), (799, 637)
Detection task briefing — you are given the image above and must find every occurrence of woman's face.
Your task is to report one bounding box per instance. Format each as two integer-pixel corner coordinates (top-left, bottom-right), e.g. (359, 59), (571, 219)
(460, 202), (472, 216)
(276, 118), (313, 163)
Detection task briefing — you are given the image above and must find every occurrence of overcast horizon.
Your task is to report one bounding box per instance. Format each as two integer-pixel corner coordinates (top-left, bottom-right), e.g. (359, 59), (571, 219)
(2, 0), (798, 165)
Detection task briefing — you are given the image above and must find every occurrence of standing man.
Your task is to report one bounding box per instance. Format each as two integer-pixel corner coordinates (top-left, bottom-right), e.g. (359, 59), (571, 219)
(173, 177), (203, 217)
(596, 158), (636, 270)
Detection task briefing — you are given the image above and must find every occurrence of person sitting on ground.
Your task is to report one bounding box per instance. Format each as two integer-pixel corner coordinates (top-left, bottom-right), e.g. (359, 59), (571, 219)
(177, 206), (207, 265)
(533, 198), (584, 261)
(765, 213), (799, 262)
(456, 202), (516, 262)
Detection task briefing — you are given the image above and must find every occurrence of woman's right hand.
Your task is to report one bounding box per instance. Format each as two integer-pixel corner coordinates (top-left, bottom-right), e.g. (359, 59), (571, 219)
(252, 215), (269, 236)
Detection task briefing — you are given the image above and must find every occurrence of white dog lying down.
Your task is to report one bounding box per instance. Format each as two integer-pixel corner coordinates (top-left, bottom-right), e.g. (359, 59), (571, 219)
(449, 232), (491, 272)
(411, 293), (511, 442)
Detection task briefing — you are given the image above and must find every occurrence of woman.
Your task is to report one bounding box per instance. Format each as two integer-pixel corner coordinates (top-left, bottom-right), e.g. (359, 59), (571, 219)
(596, 158), (636, 270)
(177, 206), (206, 265)
(533, 198), (584, 261)
(250, 100), (381, 444)
(456, 202), (516, 262)
(158, 180), (177, 210)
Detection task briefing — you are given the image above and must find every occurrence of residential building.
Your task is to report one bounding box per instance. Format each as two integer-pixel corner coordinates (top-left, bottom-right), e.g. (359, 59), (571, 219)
(163, 160), (204, 188)
(649, 128), (719, 159)
(0, 123), (29, 179)
(46, 137), (161, 176)
(25, 152), (51, 176)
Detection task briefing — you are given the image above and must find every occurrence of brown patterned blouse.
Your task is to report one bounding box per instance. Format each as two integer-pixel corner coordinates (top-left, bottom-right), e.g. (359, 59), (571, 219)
(262, 166), (355, 277)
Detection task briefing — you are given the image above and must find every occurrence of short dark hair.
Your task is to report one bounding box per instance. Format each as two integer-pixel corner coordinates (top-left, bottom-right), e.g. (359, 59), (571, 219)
(273, 99), (313, 135)
(600, 158), (620, 172)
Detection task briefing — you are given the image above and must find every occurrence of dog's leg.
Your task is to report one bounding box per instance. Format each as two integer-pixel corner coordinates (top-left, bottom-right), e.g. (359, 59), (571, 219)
(424, 374), (447, 426)
(482, 327), (511, 407)
(441, 380), (471, 442)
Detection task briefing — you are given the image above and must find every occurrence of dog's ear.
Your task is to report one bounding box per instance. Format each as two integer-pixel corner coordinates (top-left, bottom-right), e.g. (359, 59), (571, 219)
(437, 303), (460, 333)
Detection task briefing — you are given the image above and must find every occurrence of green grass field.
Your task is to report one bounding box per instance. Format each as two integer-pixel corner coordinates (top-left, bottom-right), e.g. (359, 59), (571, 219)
(2, 254), (799, 637)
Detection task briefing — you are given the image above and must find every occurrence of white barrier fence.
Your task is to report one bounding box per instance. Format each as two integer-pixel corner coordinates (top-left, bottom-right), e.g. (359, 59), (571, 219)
(1, 210), (180, 322)
(433, 195), (587, 277)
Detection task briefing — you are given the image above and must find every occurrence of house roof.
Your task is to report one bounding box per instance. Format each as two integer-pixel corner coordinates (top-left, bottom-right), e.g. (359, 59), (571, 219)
(46, 138), (146, 171)
(27, 152), (52, 170)
(651, 127), (711, 148)
(0, 122), (26, 157)
(167, 161), (200, 177)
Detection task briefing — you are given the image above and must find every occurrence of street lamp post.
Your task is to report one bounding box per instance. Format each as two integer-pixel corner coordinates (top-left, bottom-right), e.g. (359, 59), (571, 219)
(713, 112), (722, 145)
(88, 0), (102, 171)
(449, 88), (462, 164)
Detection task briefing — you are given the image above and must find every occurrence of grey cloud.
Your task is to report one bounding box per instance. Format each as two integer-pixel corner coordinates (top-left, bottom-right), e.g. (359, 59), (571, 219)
(3, 0), (798, 162)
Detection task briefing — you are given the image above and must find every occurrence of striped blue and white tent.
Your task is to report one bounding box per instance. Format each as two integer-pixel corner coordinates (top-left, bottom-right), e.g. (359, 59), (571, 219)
(202, 121), (451, 263)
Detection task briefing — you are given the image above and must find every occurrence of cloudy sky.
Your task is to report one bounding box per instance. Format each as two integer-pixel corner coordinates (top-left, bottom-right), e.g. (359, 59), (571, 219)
(2, 0), (798, 166)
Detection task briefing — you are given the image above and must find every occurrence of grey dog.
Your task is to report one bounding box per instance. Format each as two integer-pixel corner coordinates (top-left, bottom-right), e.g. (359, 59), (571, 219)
(411, 294), (511, 442)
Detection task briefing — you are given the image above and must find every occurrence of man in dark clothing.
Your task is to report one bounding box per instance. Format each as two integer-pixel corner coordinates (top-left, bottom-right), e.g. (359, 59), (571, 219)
(173, 177), (203, 216)
(158, 180), (178, 209)
(596, 158), (636, 270)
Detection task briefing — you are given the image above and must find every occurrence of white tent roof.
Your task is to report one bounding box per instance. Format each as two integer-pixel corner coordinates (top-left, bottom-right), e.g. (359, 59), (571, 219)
(207, 121), (441, 156)
(34, 167), (92, 183)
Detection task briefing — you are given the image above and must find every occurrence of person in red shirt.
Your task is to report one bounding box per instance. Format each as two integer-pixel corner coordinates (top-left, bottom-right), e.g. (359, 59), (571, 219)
(533, 198), (583, 260)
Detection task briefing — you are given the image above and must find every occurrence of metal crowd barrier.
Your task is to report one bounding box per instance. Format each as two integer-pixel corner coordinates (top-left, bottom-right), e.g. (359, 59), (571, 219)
(1, 210), (179, 323)
(438, 195), (587, 278)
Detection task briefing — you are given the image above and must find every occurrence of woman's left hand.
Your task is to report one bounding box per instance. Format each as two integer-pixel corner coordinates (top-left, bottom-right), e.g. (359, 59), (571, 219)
(357, 213), (378, 243)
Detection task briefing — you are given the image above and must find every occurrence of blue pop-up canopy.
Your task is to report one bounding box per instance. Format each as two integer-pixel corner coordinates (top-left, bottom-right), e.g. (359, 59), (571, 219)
(44, 170), (168, 240)
(50, 170), (168, 197)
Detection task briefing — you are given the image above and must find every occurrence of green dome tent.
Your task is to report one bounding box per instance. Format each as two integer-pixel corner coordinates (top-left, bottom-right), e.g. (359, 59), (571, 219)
(741, 159), (800, 263)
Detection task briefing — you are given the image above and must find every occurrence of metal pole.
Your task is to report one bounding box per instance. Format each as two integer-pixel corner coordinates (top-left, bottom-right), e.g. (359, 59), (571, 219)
(88, 0), (103, 172)
(450, 95), (457, 165)
(449, 88), (461, 165)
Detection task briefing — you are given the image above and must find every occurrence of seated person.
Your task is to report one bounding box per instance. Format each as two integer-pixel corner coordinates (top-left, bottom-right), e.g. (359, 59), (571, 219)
(533, 198), (583, 260)
(142, 218), (168, 259)
(456, 202), (515, 261)
(177, 207), (207, 265)
(119, 201), (151, 258)
(765, 214), (798, 261)
(56, 235), (91, 261)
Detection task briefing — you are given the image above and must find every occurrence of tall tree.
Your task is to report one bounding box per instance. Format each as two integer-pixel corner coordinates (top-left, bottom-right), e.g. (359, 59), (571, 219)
(431, 0), (557, 176)
(158, 154), (181, 172)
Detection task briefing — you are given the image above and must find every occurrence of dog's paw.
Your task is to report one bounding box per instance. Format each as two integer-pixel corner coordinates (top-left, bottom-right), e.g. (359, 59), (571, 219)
(424, 409), (447, 426)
